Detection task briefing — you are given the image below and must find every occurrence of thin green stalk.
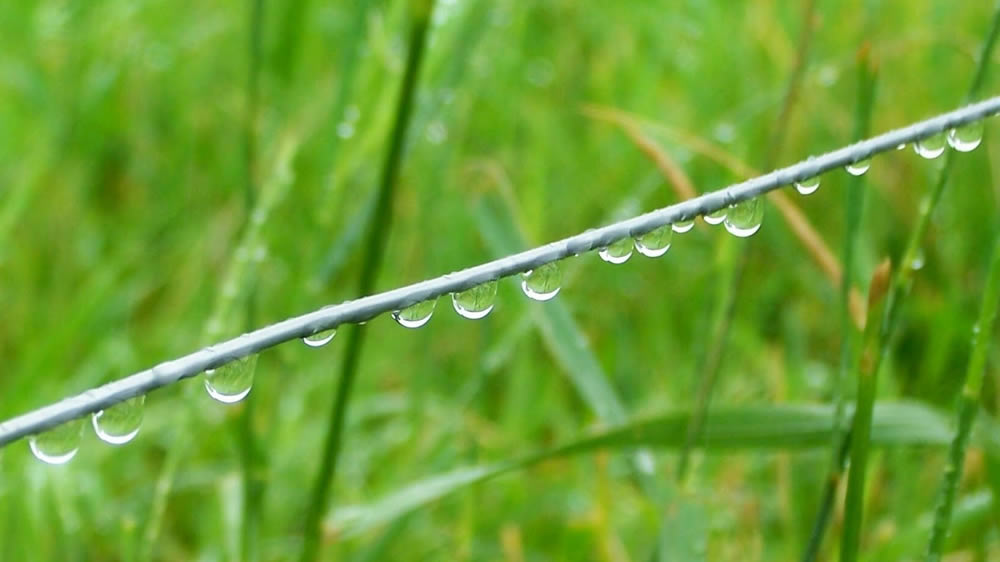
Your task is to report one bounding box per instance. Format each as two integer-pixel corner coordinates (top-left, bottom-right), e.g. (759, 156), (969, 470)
(925, 235), (1000, 560)
(800, 45), (877, 562)
(841, 260), (892, 562)
(239, 1), (266, 561)
(298, 2), (435, 560)
(675, 0), (818, 483)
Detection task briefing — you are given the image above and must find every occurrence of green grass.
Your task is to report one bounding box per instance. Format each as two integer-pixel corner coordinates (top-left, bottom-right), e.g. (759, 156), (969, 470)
(2, 1), (1000, 560)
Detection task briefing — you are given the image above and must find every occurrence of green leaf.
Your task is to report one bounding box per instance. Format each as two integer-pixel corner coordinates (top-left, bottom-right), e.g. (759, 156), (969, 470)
(327, 402), (951, 537)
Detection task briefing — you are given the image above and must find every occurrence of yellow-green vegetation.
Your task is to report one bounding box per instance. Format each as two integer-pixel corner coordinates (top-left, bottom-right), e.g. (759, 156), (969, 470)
(2, 1), (1000, 560)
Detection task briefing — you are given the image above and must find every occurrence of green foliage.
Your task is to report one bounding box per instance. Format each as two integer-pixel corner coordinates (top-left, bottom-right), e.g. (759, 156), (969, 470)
(2, 1), (1000, 560)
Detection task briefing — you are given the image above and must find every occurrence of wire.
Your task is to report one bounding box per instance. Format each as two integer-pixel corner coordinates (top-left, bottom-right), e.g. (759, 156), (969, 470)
(1, 95), (999, 449)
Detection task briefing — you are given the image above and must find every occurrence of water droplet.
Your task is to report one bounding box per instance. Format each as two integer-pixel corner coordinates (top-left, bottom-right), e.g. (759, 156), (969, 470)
(92, 396), (144, 445)
(671, 219), (695, 233)
(724, 198), (764, 237)
(914, 133), (946, 159)
(909, 248), (926, 271)
(205, 355), (258, 404)
(303, 329), (337, 348)
(794, 176), (820, 195)
(452, 281), (498, 319)
(896, 143), (907, 150)
(521, 262), (562, 301)
(29, 418), (84, 465)
(598, 237), (633, 264)
(703, 208), (727, 225)
(392, 298), (437, 328)
(634, 225), (673, 258)
(336, 122), (355, 139)
(845, 158), (870, 176)
(947, 122), (984, 152)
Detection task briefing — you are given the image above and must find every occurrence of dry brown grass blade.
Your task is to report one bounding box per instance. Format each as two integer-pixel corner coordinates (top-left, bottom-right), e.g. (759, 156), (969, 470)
(582, 104), (866, 329)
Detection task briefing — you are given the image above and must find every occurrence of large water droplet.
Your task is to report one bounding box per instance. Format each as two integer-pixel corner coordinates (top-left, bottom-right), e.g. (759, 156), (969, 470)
(724, 198), (764, 237)
(909, 248), (926, 271)
(703, 208), (727, 225)
(92, 396), (144, 445)
(634, 225), (673, 258)
(205, 355), (258, 404)
(845, 158), (870, 176)
(452, 281), (498, 319)
(598, 238), (633, 264)
(303, 329), (337, 348)
(795, 176), (820, 195)
(29, 418), (85, 465)
(521, 262), (562, 301)
(392, 298), (437, 328)
(671, 219), (695, 233)
(947, 122), (984, 152)
(914, 133), (947, 159)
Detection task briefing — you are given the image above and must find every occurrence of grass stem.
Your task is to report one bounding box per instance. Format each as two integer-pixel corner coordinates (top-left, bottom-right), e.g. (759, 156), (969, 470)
(298, 2), (435, 560)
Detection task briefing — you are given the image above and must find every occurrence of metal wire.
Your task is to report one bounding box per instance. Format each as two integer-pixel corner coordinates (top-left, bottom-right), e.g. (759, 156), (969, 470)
(2, 96), (999, 449)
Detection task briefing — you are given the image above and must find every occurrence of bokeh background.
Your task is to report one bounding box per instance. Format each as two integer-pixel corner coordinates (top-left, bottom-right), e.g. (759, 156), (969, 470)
(2, 0), (1000, 560)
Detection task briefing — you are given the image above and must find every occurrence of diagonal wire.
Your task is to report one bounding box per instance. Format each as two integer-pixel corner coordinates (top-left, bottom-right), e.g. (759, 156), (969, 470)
(2, 96), (1000, 448)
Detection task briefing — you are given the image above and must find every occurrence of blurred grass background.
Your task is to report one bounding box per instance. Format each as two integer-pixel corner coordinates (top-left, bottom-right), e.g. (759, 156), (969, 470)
(2, 0), (1000, 560)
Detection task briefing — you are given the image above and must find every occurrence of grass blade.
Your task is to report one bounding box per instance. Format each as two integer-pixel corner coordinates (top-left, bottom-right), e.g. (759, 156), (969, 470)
(327, 401), (951, 538)
(925, 234), (1000, 560)
(298, 2), (435, 560)
(840, 259), (892, 562)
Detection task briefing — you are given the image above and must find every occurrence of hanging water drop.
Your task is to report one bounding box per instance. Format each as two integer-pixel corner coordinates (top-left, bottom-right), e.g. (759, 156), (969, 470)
(724, 198), (764, 237)
(634, 225), (673, 258)
(392, 298), (437, 328)
(947, 122), (984, 152)
(896, 143), (907, 150)
(794, 176), (820, 195)
(914, 132), (946, 159)
(845, 158), (870, 176)
(909, 248), (926, 271)
(92, 396), (145, 445)
(703, 208), (727, 225)
(29, 418), (85, 465)
(521, 262), (562, 301)
(205, 354), (258, 404)
(303, 329), (337, 348)
(672, 219), (695, 233)
(598, 237), (633, 264)
(452, 280), (498, 319)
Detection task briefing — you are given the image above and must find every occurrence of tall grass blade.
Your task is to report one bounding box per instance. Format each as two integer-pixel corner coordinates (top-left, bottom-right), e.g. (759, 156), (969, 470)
(299, 2), (435, 560)
(924, 234), (1000, 560)
(840, 259), (892, 562)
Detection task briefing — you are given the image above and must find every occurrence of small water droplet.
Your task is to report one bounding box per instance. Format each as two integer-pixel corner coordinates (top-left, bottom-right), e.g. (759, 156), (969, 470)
(794, 176), (820, 195)
(914, 133), (947, 159)
(947, 122), (984, 152)
(598, 238), (633, 264)
(845, 158), (870, 176)
(392, 298), (437, 328)
(724, 198), (764, 237)
(29, 418), (85, 465)
(634, 226), (673, 258)
(896, 143), (907, 150)
(92, 396), (144, 445)
(909, 248), (926, 271)
(205, 355), (258, 404)
(703, 208), (727, 225)
(452, 281), (498, 319)
(521, 262), (562, 301)
(671, 219), (695, 233)
(303, 329), (337, 348)
(337, 122), (355, 139)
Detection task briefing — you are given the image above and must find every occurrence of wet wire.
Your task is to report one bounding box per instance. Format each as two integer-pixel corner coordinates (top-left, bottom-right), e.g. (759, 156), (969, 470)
(2, 95), (999, 448)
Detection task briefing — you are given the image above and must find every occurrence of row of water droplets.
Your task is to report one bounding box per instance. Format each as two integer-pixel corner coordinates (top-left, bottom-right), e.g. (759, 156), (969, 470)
(26, 121), (988, 464)
(28, 396), (145, 465)
(793, 121), (985, 195)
